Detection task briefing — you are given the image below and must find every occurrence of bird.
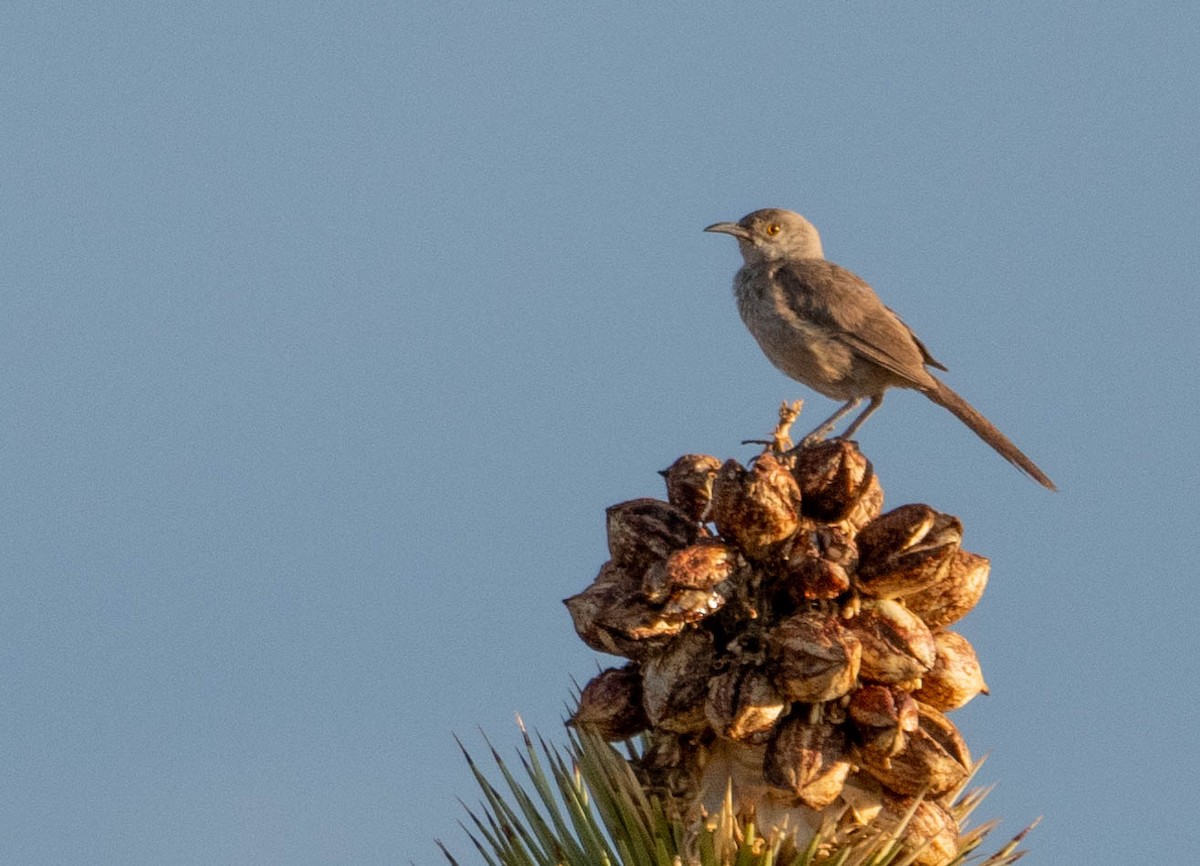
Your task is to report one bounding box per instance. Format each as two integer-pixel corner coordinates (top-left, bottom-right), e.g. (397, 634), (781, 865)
(705, 208), (1055, 490)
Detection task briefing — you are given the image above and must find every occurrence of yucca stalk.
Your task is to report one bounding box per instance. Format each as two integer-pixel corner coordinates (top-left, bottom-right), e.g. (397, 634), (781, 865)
(443, 405), (1036, 865)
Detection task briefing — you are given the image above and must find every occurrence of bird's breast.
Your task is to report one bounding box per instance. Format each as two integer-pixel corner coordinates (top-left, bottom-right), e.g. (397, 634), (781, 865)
(733, 268), (858, 399)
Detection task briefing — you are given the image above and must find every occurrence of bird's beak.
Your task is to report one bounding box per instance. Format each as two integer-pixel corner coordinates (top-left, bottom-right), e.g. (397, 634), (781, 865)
(704, 221), (750, 240)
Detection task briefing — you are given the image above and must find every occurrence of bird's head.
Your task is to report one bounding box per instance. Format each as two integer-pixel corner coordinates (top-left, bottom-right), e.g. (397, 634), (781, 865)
(705, 208), (825, 264)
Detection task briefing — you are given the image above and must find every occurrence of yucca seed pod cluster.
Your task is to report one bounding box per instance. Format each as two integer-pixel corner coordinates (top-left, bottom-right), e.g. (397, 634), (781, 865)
(566, 412), (994, 865)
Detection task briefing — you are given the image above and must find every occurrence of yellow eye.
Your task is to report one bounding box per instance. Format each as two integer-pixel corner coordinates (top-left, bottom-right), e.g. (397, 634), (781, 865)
(766, 223), (782, 236)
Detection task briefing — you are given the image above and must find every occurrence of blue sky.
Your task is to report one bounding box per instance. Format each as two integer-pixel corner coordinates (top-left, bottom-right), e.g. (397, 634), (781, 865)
(3, 3), (1198, 863)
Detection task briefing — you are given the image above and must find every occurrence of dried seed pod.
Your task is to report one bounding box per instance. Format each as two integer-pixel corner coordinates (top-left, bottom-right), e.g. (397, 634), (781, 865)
(781, 527), (856, 603)
(705, 666), (787, 743)
(850, 599), (937, 684)
(904, 550), (990, 629)
(915, 631), (988, 711)
(661, 587), (727, 623)
(637, 542), (737, 621)
(769, 611), (862, 703)
(565, 561), (690, 659)
(640, 559), (673, 604)
(606, 499), (701, 569)
(645, 541), (738, 601)
(660, 454), (722, 522)
(791, 439), (883, 529)
(815, 525), (858, 568)
(856, 703), (972, 796)
(848, 684), (920, 755)
(569, 666), (648, 740)
(641, 630), (715, 733)
(856, 505), (963, 599)
(564, 561), (642, 655)
(710, 455), (803, 560)
(785, 555), (853, 601)
(877, 794), (960, 866)
(763, 717), (852, 809)
(597, 595), (689, 645)
(636, 732), (702, 803)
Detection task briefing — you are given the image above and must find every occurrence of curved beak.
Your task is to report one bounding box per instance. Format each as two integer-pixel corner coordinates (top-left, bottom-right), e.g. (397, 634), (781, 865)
(704, 221), (750, 240)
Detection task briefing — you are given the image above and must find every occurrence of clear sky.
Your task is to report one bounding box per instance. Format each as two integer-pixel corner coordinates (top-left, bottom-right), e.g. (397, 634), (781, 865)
(3, 3), (1198, 863)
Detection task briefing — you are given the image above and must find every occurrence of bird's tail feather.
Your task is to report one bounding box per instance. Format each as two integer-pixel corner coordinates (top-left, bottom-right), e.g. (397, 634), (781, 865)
(925, 377), (1056, 491)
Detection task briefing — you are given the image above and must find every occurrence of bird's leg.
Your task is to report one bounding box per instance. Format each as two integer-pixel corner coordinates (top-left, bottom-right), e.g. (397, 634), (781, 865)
(799, 398), (862, 447)
(839, 395), (884, 440)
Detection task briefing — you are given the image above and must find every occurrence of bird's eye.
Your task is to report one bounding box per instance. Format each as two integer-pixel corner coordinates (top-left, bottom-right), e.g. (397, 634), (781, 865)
(766, 223), (782, 236)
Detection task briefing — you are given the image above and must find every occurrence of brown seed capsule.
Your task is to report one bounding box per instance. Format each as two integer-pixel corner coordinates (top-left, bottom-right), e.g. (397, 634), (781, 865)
(564, 561), (698, 659)
(645, 541), (738, 601)
(569, 665), (648, 740)
(904, 550), (990, 629)
(855, 505), (963, 599)
(769, 611), (862, 703)
(915, 631), (988, 711)
(661, 587), (727, 623)
(598, 595), (688, 643)
(606, 499), (701, 570)
(640, 629), (715, 733)
(849, 599), (937, 684)
(785, 555), (853, 602)
(639, 559), (673, 604)
(781, 527), (856, 603)
(877, 794), (960, 866)
(763, 717), (852, 809)
(856, 703), (972, 796)
(636, 732), (702, 803)
(659, 454), (722, 522)
(848, 684), (920, 755)
(710, 455), (803, 560)
(705, 666), (787, 743)
(791, 439), (883, 529)
(637, 542), (737, 621)
(563, 561), (642, 656)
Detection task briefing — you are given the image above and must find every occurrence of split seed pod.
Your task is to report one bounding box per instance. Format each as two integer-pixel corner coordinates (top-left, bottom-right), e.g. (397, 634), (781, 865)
(563, 561), (643, 656)
(848, 684), (920, 756)
(710, 455), (803, 560)
(856, 504), (963, 599)
(877, 795), (960, 866)
(764, 717), (852, 809)
(705, 666), (787, 743)
(569, 665), (648, 740)
(905, 550), (990, 629)
(606, 499), (701, 570)
(782, 527), (856, 602)
(849, 599), (937, 684)
(640, 630), (716, 733)
(644, 541), (738, 601)
(791, 439), (883, 529)
(915, 631), (988, 711)
(856, 703), (972, 796)
(660, 454), (722, 522)
(769, 611), (862, 703)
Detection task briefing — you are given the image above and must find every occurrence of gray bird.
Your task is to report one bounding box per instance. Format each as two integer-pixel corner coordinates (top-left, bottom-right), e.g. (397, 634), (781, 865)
(705, 208), (1055, 490)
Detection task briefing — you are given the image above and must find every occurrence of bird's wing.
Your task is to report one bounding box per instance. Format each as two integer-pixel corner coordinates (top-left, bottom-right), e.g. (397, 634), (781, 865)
(887, 306), (948, 372)
(774, 260), (940, 387)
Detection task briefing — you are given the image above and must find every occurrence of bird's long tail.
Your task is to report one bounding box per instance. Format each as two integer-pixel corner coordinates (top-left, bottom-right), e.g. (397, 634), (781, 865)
(925, 377), (1056, 491)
